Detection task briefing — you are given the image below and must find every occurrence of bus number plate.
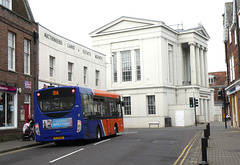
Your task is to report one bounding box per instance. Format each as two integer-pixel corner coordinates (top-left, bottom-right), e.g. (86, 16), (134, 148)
(53, 136), (64, 140)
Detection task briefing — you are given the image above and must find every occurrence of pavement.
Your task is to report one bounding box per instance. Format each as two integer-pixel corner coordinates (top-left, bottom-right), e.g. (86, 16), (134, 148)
(183, 121), (240, 165)
(0, 122), (240, 165)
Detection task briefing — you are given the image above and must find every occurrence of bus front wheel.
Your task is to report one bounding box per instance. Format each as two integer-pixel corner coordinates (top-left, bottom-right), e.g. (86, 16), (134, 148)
(96, 127), (102, 141)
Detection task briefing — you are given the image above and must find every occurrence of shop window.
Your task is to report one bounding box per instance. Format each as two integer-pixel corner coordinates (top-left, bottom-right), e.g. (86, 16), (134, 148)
(0, 92), (15, 128)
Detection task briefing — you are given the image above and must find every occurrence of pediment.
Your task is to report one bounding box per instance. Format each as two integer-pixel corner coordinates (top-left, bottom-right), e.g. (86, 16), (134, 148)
(90, 16), (164, 36)
(196, 29), (209, 39)
(101, 20), (153, 33)
(195, 26), (210, 39)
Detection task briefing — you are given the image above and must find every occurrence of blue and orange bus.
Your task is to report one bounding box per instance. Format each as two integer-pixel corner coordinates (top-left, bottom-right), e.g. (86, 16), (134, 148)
(34, 86), (124, 143)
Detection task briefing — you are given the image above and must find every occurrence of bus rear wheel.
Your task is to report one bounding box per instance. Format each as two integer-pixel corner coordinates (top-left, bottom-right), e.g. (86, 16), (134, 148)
(114, 124), (118, 136)
(96, 127), (102, 141)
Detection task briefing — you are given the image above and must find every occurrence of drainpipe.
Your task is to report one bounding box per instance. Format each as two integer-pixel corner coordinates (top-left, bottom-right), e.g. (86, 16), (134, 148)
(235, 0), (240, 77)
(225, 42), (230, 85)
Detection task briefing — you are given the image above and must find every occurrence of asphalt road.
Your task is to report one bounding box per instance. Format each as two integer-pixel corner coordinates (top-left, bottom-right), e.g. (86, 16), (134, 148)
(0, 126), (202, 165)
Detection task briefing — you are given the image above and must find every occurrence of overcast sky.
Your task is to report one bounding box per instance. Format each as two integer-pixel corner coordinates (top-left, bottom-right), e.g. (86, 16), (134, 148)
(28, 0), (230, 72)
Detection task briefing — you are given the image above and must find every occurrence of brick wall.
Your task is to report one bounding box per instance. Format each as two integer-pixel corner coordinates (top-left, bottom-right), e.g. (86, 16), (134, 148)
(0, 5), (38, 141)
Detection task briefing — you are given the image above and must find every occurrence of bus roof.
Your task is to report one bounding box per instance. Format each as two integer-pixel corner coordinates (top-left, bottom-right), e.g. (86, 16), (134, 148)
(93, 89), (120, 99)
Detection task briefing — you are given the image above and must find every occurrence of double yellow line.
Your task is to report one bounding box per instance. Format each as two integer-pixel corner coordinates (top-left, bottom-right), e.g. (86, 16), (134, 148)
(173, 131), (202, 165)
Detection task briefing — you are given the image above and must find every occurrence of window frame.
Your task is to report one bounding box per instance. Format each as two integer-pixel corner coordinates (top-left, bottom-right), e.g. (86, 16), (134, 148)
(147, 95), (156, 115)
(135, 49), (141, 81)
(95, 70), (100, 86)
(49, 56), (55, 77)
(112, 52), (117, 82)
(84, 66), (87, 84)
(8, 32), (15, 71)
(68, 62), (73, 81)
(24, 39), (30, 75)
(121, 50), (132, 82)
(123, 96), (131, 115)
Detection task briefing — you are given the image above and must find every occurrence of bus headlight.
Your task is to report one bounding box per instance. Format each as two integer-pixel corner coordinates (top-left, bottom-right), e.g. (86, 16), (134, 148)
(77, 120), (82, 133)
(35, 123), (40, 136)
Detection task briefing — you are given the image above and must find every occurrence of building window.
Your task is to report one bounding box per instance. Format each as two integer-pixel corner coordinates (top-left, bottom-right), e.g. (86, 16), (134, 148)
(0, 92), (15, 128)
(229, 29), (232, 44)
(8, 32), (15, 71)
(84, 66), (87, 84)
(24, 94), (30, 104)
(136, 49), (141, 81)
(121, 50), (132, 82)
(147, 95), (156, 114)
(24, 39), (30, 75)
(95, 70), (100, 86)
(112, 52), (117, 82)
(49, 56), (55, 77)
(230, 56), (235, 82)
(209, 77), (214, 84)
(68, 62), (73, 81)
(123, 97), (131, 115)
(208, 75), (215, 84)
(1, 0), (10, 9)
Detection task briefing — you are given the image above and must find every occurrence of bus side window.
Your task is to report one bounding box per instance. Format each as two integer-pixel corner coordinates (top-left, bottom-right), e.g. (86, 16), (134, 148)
(99, 99), (105, 117)
(82, 94), (93, 117)
(104, 97), (110, 117)
(93, 98), (100, 118)
(116, 100), (122, 117)
(109, 98), (116, 118)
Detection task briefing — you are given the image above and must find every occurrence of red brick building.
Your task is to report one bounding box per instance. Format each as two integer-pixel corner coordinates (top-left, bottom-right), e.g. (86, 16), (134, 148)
(223, 0), (240, 128)
(208, 72), (228, 120)
(0, 0), (38, 141)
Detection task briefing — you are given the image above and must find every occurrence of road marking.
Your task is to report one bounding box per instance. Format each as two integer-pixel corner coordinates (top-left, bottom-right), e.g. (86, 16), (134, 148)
(49, 148), (84, 163)
(173, 131), (201, 165)
(94, 139), (111, 146)
(119, 131), (138, 135)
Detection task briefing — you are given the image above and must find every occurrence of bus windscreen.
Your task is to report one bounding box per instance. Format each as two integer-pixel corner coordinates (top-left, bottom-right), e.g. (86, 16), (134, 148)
(36, 88), (75, 112)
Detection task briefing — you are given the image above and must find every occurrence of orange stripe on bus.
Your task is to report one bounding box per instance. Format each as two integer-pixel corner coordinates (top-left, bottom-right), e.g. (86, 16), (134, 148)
(93, 89), (120, 99)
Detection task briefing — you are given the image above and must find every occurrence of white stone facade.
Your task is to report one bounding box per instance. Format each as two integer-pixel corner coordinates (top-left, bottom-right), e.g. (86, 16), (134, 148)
(90, 17), (214, 128)
(38, 25), (106, 90)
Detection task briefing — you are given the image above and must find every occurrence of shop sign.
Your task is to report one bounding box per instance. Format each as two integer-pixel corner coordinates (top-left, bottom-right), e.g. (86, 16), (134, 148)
(25, 81), (32, 89)
(0, 85), (16, 92)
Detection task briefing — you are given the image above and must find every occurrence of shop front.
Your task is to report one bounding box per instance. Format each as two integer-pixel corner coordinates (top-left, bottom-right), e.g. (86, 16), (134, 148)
(0, 85), (18, 129)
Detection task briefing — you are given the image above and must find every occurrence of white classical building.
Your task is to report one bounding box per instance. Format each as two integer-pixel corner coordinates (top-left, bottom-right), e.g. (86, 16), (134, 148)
(90, 16), (214, 128)
(38, 25), (106, 90)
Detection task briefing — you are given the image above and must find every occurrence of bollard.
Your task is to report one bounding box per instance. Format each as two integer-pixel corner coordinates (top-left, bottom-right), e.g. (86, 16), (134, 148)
(204, 129), (209, 140)
(206, 123), (210, 137)
(199, 137), (209, 165)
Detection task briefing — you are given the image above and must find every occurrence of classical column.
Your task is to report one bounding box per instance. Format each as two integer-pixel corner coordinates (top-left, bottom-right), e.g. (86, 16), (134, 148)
(204, 48), (209, 87)
(189, 43), (197, 85)
(195, 44), (201, 85)
(204, 99), (208, 122)
(200, 98), (204, 115)
(200, 47), (205, 86)
(177, 43), (183, 86)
